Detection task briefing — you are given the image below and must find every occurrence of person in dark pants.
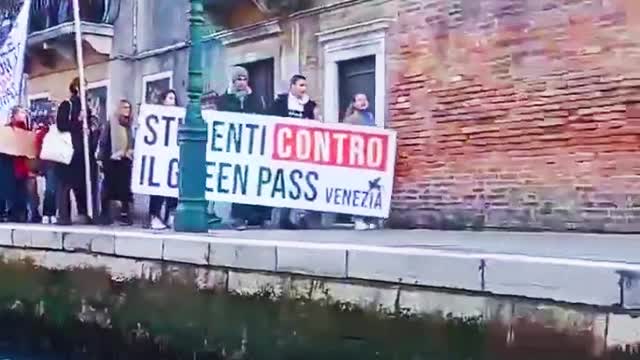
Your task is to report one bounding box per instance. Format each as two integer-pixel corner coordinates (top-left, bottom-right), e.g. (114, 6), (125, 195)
(97, 99), (134, 226)
(148, 89), (179, 230)
(55, 77), (98, 226)
(0, 200), (6, 222)
(0, 155), (15, 223)
(268, 74), (320, 229)
(217, 66), (271, 230)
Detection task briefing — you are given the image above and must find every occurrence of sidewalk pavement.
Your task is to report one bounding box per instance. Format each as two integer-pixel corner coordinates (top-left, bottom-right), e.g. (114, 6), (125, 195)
(0, 224), (638, 310)
(212, 229), (640, 265)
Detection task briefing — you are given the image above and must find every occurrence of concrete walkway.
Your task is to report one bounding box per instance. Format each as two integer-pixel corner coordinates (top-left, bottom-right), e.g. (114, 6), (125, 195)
(0, 224), (638, 310)
(212, 229), (640, 264)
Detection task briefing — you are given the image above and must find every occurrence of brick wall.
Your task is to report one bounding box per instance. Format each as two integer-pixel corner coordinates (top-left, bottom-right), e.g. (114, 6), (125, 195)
(387, 0), (640, 232)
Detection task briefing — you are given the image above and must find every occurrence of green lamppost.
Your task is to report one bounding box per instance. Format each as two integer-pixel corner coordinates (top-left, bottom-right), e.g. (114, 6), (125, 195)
(174, 0), (208, 233)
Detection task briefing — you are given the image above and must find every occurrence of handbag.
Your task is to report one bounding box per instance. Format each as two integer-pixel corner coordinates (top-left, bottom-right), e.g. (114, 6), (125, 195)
(40, 100), (74, 165)
(40, 126), (73, 164)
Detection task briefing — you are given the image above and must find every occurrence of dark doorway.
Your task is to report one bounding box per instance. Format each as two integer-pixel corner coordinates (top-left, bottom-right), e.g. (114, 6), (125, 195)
(338, 55), (376, 121)
(335, 55), (376, 225)
(237, 58), (274, 113)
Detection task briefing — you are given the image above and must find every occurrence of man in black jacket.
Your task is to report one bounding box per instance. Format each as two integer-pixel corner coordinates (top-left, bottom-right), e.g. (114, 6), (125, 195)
(217, 66), (271, 230)
(55, 77), (98, 225)
(269, 74), (322, 230)
(269, 74), (318, 120)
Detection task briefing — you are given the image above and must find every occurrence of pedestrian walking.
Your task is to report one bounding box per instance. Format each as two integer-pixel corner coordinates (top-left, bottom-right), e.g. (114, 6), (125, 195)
(55, 77), (98, 226)
(344, 93), (381, 230)
(217, 66), (271, 230)
(147, 89), (179, 230)
(97, 99), (134, 226)
(268, 74), (321, 229)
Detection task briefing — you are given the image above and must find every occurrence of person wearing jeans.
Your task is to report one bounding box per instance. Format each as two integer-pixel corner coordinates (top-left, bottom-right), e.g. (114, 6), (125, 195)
(26, 175), (42, 223)
(42, 163), (57, 224)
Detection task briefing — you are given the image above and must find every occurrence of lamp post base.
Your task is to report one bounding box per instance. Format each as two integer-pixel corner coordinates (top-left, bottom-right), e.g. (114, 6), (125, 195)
(175, 123), (208, 233)
(174, 199), (208, 233)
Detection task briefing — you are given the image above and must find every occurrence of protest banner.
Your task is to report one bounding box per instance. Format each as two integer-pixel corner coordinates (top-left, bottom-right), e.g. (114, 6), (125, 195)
(132, 105), (397, 218)
(0, 0), (31, 122)
(0, 126), (37, 158)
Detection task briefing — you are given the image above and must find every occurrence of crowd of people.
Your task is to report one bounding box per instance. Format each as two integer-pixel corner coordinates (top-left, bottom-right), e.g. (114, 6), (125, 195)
(0, 68), (379, 230)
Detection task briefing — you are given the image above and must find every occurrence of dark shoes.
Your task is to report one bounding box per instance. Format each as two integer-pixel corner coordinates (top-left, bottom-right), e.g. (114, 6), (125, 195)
(232, 219), (248, 231)
(56, 217), (72, 226)
(96, 213), (114, 226)
(118, 213), (133, 226)
(97, 212), (132, 227)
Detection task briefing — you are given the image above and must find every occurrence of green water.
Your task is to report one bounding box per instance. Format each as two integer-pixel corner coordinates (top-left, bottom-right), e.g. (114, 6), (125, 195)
(0, 260), (637, 359)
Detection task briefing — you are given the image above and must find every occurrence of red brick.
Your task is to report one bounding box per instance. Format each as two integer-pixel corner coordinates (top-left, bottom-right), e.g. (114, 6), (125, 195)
(387, 0), (640, 231)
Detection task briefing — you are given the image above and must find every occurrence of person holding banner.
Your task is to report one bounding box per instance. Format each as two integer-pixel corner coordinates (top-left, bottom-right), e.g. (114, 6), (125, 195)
(217, 66), (271, 230)
(344, 93), (381, 230)
(55, 77), (98, 226)
(268, 74), (322, 229)
(147, 89), (180, 230)
(96, 99), (135, 226)
(269, 75), (319, 120)
(5, 106), (39, 223)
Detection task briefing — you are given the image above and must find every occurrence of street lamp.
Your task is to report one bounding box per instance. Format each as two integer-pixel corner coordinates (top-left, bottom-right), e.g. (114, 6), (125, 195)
(174, 0), (208, 233)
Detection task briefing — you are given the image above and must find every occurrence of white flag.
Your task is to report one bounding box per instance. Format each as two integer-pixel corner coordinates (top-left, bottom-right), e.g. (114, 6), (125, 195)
(0, 0), (31, 123)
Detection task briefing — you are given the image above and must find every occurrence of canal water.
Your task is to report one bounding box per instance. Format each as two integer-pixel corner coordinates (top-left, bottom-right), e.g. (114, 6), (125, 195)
(0, 260), (638, 359)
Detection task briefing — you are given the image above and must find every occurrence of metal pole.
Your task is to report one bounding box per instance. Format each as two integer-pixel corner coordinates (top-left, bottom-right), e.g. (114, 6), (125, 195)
(72, 0), (94, 219)
(174, 0), (208, 232)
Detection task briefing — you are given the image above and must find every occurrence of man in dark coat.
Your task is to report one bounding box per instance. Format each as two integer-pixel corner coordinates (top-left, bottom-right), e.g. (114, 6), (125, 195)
(217, 66), (271, 230)
(55, 77), (98, 225)
(269, 74), (318, 120)
(268, 74), (321, 230)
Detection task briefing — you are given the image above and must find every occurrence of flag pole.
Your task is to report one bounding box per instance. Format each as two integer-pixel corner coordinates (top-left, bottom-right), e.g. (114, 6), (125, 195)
(72, 0), (94, 220)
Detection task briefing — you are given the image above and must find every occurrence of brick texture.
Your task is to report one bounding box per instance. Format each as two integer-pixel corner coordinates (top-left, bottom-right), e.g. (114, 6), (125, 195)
(387, 0), (640, 232)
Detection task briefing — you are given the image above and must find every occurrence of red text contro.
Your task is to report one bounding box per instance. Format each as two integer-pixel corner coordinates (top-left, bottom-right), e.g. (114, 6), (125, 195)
(272, 124), (388, 171)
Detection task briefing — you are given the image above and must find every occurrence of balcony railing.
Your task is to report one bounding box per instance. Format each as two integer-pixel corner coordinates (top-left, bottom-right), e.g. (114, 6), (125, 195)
(29, 0), (120, 34)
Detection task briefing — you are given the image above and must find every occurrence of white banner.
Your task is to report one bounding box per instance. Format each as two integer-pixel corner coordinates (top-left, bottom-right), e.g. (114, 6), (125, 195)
(132, 105), (397, 218)
(0, 0), (31, 122)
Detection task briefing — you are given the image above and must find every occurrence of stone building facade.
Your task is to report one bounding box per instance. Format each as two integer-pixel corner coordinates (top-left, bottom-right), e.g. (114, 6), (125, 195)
(25, 0), (640, 232)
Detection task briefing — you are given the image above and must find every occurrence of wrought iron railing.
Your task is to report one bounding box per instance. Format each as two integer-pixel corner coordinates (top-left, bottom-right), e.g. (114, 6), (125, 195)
(29, 0), (120, 34)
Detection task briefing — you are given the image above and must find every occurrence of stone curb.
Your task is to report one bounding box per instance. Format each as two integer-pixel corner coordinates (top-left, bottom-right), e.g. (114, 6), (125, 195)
(0, 224), (638, 309)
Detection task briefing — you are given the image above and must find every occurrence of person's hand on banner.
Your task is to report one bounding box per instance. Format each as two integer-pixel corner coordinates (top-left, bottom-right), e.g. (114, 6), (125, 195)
(111, 151), (124, 161)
